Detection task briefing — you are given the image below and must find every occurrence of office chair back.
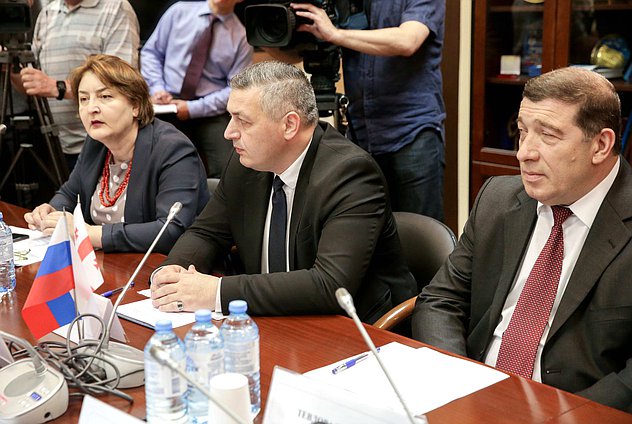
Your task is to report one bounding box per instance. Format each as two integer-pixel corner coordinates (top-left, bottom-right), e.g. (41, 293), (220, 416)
(374, 212), (457, 333)
(394, 212), (457, 294)
(207, 178), (220, 196)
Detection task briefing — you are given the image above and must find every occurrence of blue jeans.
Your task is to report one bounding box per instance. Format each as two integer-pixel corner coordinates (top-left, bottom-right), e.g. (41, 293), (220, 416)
(373, 129), (445, 221)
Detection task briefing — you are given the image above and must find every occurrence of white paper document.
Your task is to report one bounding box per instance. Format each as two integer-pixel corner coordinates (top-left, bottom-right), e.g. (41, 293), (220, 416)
(117, 298), (196, 329)
(305, 342), (509, 416)
(10, 226), (50, 266)
(79, 395), (144, 424)
(152, 103), (177, 114)
(137, 289), (227, 320)
(264, 366), (417, 424)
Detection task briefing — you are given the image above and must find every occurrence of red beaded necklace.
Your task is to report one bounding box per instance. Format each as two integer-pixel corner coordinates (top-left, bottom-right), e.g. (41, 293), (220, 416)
(99, 150), (132, 208)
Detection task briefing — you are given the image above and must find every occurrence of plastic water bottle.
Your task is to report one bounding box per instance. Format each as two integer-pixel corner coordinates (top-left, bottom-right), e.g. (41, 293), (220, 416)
(184, 309), (224, 424)
(220, 300), (261, 415)
(144, 319), (188, 423)
(0, 212), (16, 295)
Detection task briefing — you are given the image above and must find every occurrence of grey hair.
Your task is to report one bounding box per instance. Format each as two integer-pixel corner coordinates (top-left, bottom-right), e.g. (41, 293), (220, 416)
(230, 61), (319, 126)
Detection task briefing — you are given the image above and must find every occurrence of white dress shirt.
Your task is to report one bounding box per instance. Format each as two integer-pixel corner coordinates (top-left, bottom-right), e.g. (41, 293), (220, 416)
(214, 140), (312, 313)
(484, 158), (620, 381)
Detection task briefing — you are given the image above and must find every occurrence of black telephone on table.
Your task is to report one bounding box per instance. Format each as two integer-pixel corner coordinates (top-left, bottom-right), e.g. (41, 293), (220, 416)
(12, 233), (28, 243)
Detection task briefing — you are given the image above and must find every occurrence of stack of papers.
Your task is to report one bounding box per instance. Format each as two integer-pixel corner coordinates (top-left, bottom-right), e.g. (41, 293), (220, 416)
(152, 104), (177, 114)
(116, 289), (226, 329)
(117, 298), (196, 329)
(305, 342), (508, 416)
(10, 226), (50, 266)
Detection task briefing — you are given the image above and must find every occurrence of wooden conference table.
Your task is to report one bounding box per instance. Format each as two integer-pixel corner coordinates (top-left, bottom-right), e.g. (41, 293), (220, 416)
(1, 201), (630, 423)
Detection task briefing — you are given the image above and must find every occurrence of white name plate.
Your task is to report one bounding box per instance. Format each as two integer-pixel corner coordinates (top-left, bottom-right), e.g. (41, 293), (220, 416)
(263, 366), (419, 424)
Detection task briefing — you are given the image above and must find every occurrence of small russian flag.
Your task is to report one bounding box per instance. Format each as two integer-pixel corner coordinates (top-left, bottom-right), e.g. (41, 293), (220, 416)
(22, 217), (77, 339)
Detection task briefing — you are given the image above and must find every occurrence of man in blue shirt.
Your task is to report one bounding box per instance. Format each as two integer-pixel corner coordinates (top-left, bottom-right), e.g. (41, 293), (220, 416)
(140, 0), (253, 178)
(292, 0), (446, 220)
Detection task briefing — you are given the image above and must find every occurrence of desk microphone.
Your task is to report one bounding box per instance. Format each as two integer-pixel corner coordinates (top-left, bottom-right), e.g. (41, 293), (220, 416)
(0, 331), (68, 424)
(149, 345), (250, 424)
(86, 202), (183, 389)
(335, 288), (425, 424)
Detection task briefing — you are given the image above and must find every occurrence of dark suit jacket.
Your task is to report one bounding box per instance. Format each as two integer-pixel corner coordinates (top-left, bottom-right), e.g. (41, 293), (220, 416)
(412, 159), (632, 412)
(162, 122), (416, 323)
(50, 119), (209, 254)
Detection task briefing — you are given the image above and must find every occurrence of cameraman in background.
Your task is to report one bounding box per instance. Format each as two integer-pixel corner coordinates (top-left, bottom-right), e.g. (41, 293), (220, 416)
(291, 1), (446, 221)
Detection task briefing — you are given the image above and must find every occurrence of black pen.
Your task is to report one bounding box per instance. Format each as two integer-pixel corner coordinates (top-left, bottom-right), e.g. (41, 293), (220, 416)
(101, 281), (135, 298)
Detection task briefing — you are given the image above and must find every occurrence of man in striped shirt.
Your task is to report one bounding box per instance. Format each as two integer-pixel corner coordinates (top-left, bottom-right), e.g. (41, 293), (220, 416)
(13, 0), (139, 171)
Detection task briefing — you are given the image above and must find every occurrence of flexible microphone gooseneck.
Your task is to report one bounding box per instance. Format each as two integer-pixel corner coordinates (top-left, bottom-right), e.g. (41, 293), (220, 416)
(86, 202), (183, 388)
(0, 332), (46, 376)
(102, 201), (183, 345)
(335, 288), (424, 424)
(149, 345), (250, 424)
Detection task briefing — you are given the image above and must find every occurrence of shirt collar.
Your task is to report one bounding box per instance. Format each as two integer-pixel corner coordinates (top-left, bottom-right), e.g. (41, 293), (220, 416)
(79, 0), (99, 8)
(201, 2), (233, 23)
(277, 137), (313, 191)
(59, 0), (99, 12)
(536, 157), (620, 228)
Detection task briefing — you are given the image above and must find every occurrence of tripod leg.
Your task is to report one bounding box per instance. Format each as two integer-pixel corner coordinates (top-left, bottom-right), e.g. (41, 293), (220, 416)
(1, 50), (69, 202)
(0, 63), (10, 161)
(25, 146), (64, 186)
(0, 145), (25, 192)
(30, 95), (68, 186)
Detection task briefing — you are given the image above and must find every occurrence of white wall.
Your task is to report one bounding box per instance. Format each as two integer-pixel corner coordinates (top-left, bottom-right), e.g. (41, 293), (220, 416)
(457, 0), (472, 235)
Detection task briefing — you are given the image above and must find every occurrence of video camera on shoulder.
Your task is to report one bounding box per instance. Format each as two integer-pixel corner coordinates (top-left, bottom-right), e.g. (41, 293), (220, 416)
(0, 0), (33, 48)
(243, 0), (368, 48)
(239, 0), (368, 118)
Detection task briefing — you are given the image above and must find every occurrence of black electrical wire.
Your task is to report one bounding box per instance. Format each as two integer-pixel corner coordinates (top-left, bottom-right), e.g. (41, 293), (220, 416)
(6, 313), (137, 404)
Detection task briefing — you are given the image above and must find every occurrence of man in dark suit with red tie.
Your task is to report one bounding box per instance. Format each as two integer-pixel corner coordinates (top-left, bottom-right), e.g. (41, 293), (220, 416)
(413, 67), (632, 412)
(150, 61), (416, 324)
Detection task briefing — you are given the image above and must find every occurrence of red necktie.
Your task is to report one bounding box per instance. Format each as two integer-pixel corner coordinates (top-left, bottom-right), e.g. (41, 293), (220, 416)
(496, 205), (573, 379)
(180, 15), (217, 100)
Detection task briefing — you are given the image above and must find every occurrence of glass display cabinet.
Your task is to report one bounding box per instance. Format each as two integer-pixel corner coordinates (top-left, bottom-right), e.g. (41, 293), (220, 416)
(471, 0), (632, 201)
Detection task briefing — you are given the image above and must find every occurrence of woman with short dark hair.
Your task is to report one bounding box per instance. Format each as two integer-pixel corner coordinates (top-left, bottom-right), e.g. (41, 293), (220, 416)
(24, 54), (209, 254)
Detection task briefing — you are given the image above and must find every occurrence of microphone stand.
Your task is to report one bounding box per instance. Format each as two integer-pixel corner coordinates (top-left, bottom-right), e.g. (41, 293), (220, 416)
(149, 346), (251, 424)
(84, 202), (183, 388)
(102, 201), (182, 346)
(335, 288), (425, 424)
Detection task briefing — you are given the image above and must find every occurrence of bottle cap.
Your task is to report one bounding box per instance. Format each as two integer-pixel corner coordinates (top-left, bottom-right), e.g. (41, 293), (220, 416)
(228, 300), (247, 314)
(155, 319), (173, 332)
(195, 309), (212, 322)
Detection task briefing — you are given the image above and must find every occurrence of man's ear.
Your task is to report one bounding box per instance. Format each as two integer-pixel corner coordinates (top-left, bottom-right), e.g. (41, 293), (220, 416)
(283, 111), (301, 140)
(592, 128), (616, 165)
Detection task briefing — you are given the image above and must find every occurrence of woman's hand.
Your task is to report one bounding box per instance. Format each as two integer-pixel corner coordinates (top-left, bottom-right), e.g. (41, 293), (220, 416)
(24, 206), (102, 249)
(29, 210), (70, 236)
(24, 203), (56, 232)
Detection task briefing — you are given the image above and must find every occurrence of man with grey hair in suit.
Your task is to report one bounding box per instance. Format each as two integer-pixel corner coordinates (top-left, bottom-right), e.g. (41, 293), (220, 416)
(151, 61), (416, 324)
